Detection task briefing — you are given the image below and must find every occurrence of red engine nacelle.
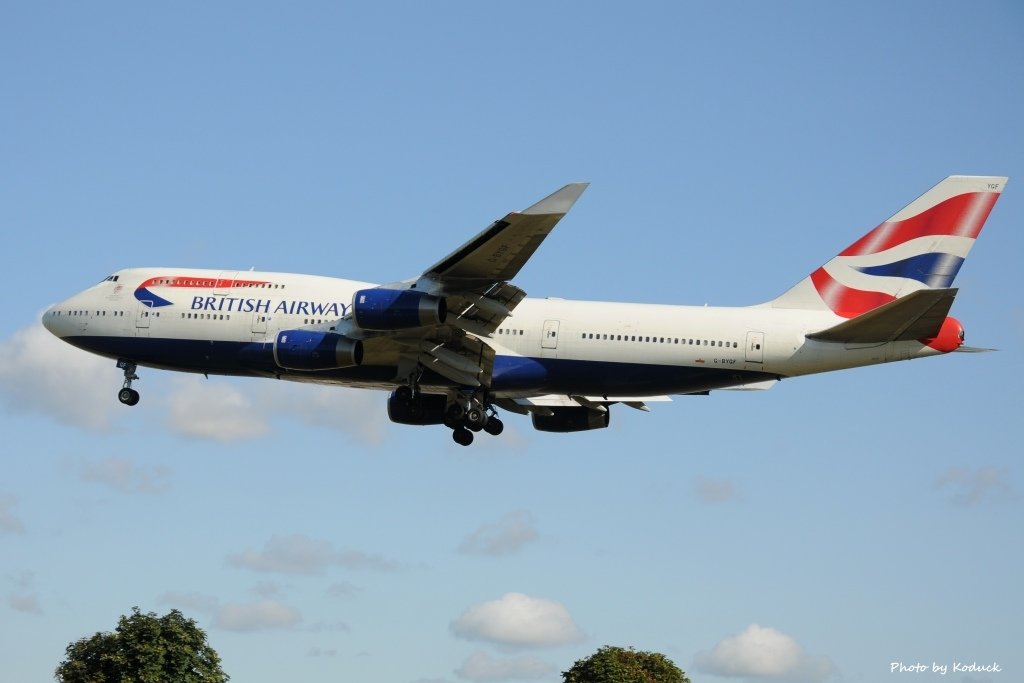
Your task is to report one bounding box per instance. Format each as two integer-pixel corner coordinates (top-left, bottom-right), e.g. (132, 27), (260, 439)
(922, 316), (964, 353)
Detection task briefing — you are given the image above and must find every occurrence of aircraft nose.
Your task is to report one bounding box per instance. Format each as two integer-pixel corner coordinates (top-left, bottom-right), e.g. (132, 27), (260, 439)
(42, 304), (62, 337)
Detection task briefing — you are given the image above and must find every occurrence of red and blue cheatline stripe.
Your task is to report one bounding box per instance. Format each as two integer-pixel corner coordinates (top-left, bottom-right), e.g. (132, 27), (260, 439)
(134, 276), (270, 308)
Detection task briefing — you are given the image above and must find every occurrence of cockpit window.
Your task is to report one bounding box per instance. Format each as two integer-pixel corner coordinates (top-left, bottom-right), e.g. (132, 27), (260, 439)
(100, 275), (120, 283)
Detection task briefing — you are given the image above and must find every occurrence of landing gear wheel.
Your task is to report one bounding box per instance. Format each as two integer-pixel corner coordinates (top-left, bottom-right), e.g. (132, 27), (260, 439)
(118, 388), (140, 406)
(465, 406), (487, 432)
(483, 417), (504, 436)
(444, 403), (465, 429)
(395, 385), (413, 403)
(452, 427), (474, 447)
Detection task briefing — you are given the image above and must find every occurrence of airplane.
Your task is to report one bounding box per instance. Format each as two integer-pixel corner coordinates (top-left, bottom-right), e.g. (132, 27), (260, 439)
(42, 175), (1007, 446)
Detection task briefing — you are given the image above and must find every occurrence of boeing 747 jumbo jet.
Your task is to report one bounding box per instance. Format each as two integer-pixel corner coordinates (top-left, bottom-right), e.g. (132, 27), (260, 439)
(43, 176), (1006, 445)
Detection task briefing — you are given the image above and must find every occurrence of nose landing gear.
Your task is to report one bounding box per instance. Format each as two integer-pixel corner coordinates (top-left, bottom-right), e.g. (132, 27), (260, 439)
(116, 359), (140, 406)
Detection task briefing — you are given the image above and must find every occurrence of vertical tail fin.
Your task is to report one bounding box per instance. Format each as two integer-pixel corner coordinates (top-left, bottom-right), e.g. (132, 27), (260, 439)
(768, 176), (1008, 316)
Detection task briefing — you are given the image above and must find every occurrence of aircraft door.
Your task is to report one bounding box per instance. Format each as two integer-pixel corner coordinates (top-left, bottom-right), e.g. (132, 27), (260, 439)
(542, 320), (560, 349)
(215, 271), (238, 295)
(135, 304), (152, 337)
(745, 331), (764, 363)
(251, 312), (268, 339)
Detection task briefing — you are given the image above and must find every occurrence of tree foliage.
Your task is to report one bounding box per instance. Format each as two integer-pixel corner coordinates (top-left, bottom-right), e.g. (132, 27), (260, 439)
(55, 607), (228, 683)
(562, 645), (690, 683)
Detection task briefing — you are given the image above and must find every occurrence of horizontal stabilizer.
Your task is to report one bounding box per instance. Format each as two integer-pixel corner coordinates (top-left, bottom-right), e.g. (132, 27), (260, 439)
(955, 346), (996, 353)
(807, 288), (958, 343)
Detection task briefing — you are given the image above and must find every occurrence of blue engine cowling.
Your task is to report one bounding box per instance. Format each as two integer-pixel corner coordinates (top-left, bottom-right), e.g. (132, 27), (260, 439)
(532, 406), (610, 432)
(273, 330), (363, 371)
(353, 288), (446, 330)
(387, 392), (448, 425)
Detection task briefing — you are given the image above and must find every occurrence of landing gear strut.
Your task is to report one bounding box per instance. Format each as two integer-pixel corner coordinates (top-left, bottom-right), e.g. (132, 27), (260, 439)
(448, 394), (503, 446)
(396, 368), (423, 405)
(116, 359), (140, 406)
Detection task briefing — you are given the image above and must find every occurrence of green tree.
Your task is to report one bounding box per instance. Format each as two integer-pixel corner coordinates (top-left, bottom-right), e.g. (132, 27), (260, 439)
(563, 645), (691, 683)
(55, 607), (228, 683)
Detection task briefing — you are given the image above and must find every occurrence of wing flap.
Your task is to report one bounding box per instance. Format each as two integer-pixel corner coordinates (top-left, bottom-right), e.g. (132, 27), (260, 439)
(806, 288), (958, 343)
(416, 335), (495, 388)
(509, 394), (672, 415)
(717, 379), (779, 391)
(446, 282), (527, 335)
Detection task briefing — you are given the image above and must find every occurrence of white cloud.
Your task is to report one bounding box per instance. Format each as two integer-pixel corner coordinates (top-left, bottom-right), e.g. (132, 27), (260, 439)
(160, 590), (303, 633)
(9, 593), (43, 614)
(165, 376), (269, 441)
(163, 375), (388, 444)
(0, 495), (25, 534)
(8, 571), (35, 590)
(455, 652), (555, 681)
(694, 624), (833, 682)
(263, 382), (388, 445)
(695, 476), (740, 503)
(158, 590), (220, 614)
(459, 510), (538, 556)
(0, 323), (119, 430)
(227, 534), (398, 575)
(250, 581), (284, 598)
(935, 466), (1013, 506)
(214, 599), (302, 632)
(0, 322), (394, 445)
(326, 581), (361, 598)
(76, 456), (170, 494)
(450, 593), (583, 649)
(307, 620), (350, 633)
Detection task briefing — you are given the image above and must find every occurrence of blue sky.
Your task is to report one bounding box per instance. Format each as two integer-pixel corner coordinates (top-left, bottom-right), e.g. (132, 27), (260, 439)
(2, 2), (1022, 682)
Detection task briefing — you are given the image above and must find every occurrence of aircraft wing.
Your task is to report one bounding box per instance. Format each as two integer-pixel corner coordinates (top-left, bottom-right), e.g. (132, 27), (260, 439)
(419, 183), (589, 336)
(500, 394), (672, 416)
(424, 183), (590, 285)
(345, 184), (588, 389)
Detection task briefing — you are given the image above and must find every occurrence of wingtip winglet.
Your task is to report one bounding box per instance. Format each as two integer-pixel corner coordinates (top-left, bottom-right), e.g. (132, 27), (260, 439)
(521, 182), (589, 215)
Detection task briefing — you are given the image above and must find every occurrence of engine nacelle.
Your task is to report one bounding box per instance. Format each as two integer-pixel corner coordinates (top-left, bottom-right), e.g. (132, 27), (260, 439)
(387, 392), (448, 425)
(532, 406), (610, 433)
(273, 330), (363, 371)
(353, 288), (446, 330)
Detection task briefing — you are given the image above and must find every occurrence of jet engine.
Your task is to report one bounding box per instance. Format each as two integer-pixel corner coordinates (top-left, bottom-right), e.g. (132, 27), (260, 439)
(387, 391), (448, 425)
(531, 406), (610, 433)
(353, 288), (446, 330)
(273, 330), (363, 371)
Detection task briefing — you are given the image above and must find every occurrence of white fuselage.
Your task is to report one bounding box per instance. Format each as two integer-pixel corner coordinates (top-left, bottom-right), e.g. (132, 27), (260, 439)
(42, 267), (948, 399)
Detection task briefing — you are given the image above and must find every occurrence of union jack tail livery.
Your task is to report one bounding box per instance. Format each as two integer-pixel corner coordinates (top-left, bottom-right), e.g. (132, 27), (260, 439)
(769, 175), (1007, 317)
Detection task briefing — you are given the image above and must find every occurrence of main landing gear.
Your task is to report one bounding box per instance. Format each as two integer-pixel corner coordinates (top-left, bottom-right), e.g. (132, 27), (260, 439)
(116, 359), (140, 406)
(445, 394), (503, 447)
